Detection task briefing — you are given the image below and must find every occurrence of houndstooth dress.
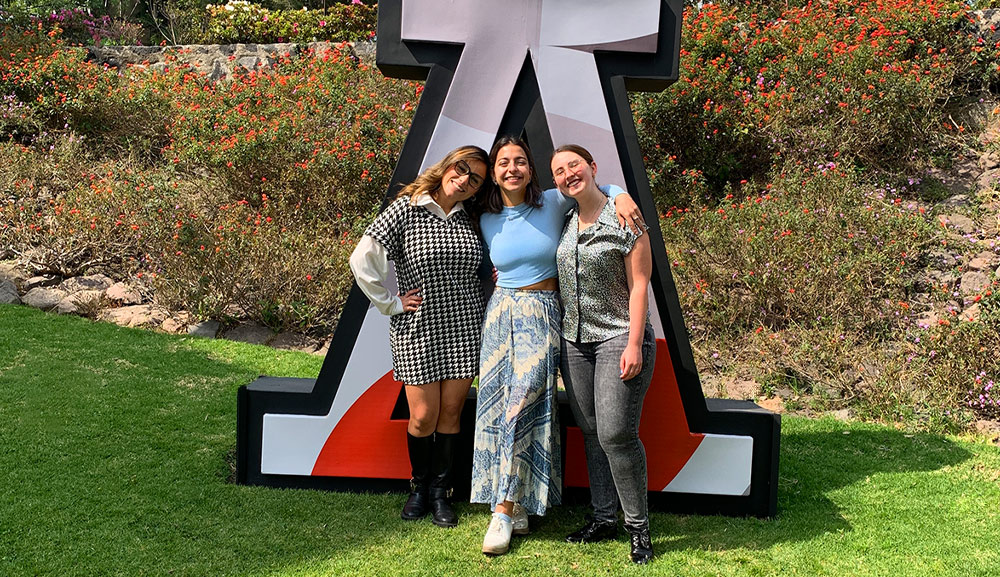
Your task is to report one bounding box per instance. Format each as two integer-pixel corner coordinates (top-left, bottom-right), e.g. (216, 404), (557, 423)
(364, 196), (485, 385)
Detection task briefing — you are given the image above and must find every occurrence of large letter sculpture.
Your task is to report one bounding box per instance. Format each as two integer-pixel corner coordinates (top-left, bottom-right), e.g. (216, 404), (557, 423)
(237, 0), (780, 517)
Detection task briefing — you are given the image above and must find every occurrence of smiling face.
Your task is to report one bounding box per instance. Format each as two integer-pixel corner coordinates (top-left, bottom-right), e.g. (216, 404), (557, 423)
(493, 143), (532, 198)
(551, 150), (598, 198)
(437, 158), (487, 205)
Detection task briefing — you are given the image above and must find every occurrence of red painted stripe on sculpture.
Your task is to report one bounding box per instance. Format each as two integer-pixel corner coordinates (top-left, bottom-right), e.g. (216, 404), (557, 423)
(311, 371), (410, 478)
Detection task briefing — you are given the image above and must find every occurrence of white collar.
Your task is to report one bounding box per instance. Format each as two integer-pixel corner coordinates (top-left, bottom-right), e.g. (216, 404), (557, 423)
(412, 193), (465, 220)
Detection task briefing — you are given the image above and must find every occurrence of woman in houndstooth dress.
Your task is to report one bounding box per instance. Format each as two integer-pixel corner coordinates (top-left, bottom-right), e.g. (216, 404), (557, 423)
(350, 145), (489, 528)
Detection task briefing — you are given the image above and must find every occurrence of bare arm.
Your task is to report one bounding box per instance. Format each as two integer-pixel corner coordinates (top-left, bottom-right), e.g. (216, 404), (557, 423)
(620, 233), (652, 380)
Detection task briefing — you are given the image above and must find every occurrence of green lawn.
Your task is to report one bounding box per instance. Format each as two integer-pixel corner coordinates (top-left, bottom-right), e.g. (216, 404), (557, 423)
(1, 303), (998, 576)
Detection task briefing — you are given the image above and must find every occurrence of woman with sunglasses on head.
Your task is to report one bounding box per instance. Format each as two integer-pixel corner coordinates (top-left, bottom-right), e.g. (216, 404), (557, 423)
(550, 144), (655, 564)
(350, 145), (490, 529)
(472, 136), (645, 555)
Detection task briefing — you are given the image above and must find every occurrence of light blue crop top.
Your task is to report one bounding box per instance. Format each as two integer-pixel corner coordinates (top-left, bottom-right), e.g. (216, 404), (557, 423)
(480, 185), (625, 288)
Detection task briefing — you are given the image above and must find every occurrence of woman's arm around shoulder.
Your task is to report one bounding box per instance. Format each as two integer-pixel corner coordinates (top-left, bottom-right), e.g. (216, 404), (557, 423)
(611, 189), (646, 236)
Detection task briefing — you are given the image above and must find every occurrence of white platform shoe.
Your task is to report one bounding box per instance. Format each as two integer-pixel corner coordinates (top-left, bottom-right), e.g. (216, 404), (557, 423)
(481, 513), (513, 555)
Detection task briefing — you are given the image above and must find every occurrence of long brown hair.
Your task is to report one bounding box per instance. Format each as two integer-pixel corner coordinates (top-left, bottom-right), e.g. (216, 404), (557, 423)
(480, 135), (544, 214)
(397, 145), (489, 201)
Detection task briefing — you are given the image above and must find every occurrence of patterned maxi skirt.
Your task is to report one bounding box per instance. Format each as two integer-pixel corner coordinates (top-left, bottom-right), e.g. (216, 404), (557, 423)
(470, 288), (562, 516)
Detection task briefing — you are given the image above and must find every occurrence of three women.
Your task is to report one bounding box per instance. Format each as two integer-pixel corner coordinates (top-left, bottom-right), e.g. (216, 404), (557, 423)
(350, 139), (654, 564)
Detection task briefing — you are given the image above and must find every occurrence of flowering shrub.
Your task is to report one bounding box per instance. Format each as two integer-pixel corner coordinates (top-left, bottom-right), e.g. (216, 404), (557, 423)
(42, 8), (144, 46)
(0, 28), (172, 155)
(967, 373), (1000, 420)
(0, 26), (417, 332)
(625, 0), (1000, 428)
(202, 0), (376, 44)
(662, 167), (935, 334)
(634, 0), (998, 206)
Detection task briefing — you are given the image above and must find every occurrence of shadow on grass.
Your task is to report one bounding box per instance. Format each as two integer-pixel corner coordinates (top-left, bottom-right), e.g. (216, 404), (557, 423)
(640, 421), (974, 553)
(475, 419), (974, 559)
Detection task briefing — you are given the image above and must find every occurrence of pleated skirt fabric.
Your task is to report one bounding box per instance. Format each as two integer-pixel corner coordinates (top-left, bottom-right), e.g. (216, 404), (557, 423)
(470, 288), (563, 516)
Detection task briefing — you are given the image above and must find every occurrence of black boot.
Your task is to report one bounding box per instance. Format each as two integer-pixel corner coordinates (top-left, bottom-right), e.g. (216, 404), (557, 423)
(566, 515), (618, 543)
(429, 432), (459, 528)
(401, 433), (432, 520)
(627, 525), (654, 564)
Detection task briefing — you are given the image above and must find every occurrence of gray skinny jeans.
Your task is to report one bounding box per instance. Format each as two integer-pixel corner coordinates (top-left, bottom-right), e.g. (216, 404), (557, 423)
(561, 325), (655, 531)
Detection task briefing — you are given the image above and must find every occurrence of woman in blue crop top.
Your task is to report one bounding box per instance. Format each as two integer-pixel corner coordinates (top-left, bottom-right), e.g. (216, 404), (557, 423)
(472, 135), (645, 555)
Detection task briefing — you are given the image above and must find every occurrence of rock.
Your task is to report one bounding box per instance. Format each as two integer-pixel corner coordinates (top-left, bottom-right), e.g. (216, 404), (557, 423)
(928, 161), (978, 196)
(980, 151), (1000, 170)
(312, 339), (330, 357)
(0, 261), (29, 283)
(23, 275), (62, 290)
(0, 279), (20, 304)
(59, 274), (114, 294)
(22, 287), (68, 310)
(961, 303), (981, 322)
(974, 10), (1000, 44)
(915, 309), (940, 327)
(938, 213), (978, 235)
(976, 170), (1000, 193)
(351, 41), (377, 65)
(917, 269), (958, 290)
(187, 320), (220, 338)
(960, 271), (991, 295)
(207, 59), (229, 82)
(974, 419), (1000, 437)
(55, 290), (104, 315)
(220, 322), (274, 345)
(104, 282), (143, 304)
(967, 252), (999, 271)
(940, 193), (972, 209)
(830, 408), (852, 422)
(99, 304), (168, 328)
(161, 317), (186, 333)
(699, 373), (723, 397)
(236, 56), (260, 70)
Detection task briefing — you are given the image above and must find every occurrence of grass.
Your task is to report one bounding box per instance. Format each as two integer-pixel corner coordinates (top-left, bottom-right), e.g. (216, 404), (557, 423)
(2, 303), (999, 576)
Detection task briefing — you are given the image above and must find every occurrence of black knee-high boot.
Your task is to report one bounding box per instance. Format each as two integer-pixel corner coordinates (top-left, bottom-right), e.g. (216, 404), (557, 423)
(402, 433), (433, 520)
(429, 432), (459, 527)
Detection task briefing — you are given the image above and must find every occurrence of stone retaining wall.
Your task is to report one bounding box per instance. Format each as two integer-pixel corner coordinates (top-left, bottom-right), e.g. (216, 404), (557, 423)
(86, 41), (376, 81)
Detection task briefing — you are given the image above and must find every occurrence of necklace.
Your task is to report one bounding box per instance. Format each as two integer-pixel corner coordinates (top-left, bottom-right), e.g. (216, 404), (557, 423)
(578, 198), (607, 229)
